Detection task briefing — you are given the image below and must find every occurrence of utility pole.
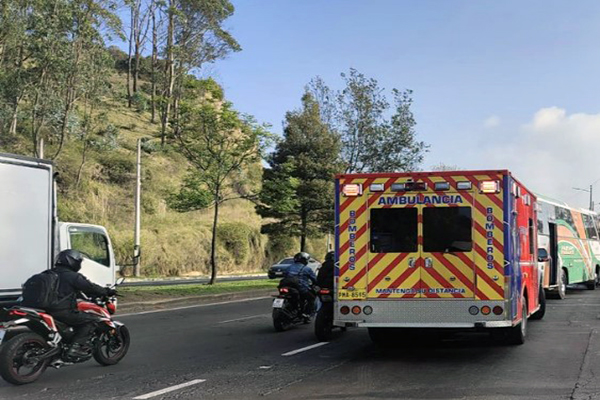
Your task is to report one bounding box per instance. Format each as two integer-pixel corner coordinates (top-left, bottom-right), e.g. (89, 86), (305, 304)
(134, 139), (142, 277)
(573, 185), (594, 211)
(39, 138), (44, 159)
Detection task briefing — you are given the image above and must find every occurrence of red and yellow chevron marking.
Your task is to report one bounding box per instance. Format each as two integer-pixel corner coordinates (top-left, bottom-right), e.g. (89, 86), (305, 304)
(337, 173), (506, 301)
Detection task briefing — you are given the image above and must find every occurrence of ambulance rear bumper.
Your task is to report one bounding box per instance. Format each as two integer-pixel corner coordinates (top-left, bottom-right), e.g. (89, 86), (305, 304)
(334, 299), (513, 329)
(352, 321), (512, 328)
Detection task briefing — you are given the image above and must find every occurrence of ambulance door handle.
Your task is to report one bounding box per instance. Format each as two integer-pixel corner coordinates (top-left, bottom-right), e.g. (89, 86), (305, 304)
(408, 258), (415, 268)
(425, 257), (433, 268)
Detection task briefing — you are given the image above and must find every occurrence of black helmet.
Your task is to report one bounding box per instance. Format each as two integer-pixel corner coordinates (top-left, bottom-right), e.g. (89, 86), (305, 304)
(325, 251), (335, 263)
(55, 249), (84, 272)
(293, 252), (310, 265)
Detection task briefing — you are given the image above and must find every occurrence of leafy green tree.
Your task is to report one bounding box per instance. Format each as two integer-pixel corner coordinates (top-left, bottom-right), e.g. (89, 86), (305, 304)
(308, 68), (428, 173)
(159, 0), (241, 145)
(258, 92), (342, 252)
(170, 101), (271, 284)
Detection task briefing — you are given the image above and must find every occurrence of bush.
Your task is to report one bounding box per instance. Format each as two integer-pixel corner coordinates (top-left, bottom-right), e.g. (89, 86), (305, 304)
(218, 222), (262, 266)
(98, 152), (135, 185)
(131, 92), (148, 113)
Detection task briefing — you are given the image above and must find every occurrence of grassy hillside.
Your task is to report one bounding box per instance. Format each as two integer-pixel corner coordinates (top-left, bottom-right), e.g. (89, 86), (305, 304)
(36, 73), (328, 277)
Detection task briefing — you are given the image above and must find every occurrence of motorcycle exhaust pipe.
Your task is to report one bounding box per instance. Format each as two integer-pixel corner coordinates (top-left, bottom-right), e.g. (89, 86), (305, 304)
(35, 346), (62, 361)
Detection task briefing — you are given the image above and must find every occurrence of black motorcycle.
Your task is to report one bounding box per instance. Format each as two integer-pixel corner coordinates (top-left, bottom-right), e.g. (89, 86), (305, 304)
(314, 288), (334, 341)
(272, 280), (316, 332)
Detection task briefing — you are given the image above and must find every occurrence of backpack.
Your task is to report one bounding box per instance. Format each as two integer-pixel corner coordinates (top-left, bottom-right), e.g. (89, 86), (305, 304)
(21, 270), (61, 310)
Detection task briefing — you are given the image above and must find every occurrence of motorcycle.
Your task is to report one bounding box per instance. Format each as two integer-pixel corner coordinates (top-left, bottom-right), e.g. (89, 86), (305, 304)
(272, 281), (317, 332)
(0, 278), (130, 385)
(314, 288), (334, 341)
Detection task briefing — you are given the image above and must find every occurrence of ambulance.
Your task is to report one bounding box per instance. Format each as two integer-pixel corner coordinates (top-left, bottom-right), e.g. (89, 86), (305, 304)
(334, 170), (544, 345)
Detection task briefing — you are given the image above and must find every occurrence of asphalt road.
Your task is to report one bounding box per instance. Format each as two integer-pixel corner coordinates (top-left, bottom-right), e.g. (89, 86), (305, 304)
(1, 287), (600, 400)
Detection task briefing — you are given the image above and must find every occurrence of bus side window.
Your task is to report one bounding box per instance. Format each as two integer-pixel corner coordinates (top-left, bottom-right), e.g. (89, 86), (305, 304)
(583, 214), (599, 240)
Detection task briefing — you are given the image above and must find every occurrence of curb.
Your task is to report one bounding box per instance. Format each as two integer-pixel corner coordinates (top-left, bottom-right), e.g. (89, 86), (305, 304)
(118, 288), (275, 314)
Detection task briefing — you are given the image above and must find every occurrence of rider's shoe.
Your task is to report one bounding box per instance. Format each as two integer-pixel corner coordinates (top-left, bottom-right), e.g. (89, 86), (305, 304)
(66, 343), (91, 359)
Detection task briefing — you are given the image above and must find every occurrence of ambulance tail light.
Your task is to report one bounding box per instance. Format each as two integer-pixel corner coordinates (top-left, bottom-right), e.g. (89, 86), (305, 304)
(351, 306), (362, 315)
(340, 306), (350, 315)
(480, 180), (500, 194)
(342, 184), (362, 197)
(363, 306), (373, 315)
(468, 306), (479, 315)
(481, 306), (491, 315)
(493, 306), (503, 315)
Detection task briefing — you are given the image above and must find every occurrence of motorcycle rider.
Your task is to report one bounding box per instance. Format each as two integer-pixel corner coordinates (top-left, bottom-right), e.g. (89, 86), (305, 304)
(282, 252), (318, 317)
(48, 249), (116, 358)
(316, 251), (335, 290)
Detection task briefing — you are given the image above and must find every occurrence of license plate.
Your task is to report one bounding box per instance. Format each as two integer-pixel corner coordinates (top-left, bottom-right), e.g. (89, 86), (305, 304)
(0, 329), (5, 344)
(272, 298), (285, 308)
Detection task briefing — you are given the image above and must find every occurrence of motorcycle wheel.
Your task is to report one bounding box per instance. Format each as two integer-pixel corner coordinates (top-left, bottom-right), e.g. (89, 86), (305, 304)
(314, 306), (333, 342)
(0, 333), (49, 385)
(93, 325), (131, 366)
(273, 308), (291, 332)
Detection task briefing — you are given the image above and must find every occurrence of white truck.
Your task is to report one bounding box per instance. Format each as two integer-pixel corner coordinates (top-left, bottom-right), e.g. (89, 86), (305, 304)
(0, 153), (118, 306)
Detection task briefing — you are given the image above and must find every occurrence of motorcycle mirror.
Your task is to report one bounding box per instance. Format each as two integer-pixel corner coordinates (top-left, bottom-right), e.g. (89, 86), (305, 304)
(116, 277), (125, 286)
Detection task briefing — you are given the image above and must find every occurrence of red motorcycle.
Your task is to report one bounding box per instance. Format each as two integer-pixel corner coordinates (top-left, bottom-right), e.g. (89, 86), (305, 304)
(0, 279), (130, 385)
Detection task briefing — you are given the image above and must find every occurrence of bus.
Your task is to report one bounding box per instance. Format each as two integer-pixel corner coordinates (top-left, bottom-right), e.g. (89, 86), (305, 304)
(537, 195), (600, 299)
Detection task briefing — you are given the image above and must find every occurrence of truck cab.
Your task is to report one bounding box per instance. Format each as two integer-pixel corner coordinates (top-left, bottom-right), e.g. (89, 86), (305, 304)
(58, 222), (117, 289)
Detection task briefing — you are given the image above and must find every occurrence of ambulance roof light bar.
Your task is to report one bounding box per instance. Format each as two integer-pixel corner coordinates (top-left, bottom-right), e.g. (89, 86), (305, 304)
(342, 184), (363, 197)
(434, 182), (450, 191)
(456, 181), (472, 190)
(391, 182), (427, 192)
(480, 180), (500, 194)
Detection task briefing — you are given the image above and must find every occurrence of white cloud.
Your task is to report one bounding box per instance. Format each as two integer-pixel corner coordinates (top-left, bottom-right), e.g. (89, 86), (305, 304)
(483, 115), (501, 128)
(480, 107), (600, 208)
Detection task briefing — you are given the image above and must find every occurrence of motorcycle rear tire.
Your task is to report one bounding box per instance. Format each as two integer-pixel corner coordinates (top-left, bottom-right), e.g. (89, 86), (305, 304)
(0, 333), (49, 385)
(314, 306), (333, 342)
(273, 308), (291, 332)
(93, 325), (131, 366)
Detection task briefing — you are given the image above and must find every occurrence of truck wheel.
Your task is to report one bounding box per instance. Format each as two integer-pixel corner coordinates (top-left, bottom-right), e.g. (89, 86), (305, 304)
(557, 269), (567, 299)
(530, 285), (546, 320)
(506, 297), (527, 345)
(0, 333), (49, 385)
(314, 306), (334, 342)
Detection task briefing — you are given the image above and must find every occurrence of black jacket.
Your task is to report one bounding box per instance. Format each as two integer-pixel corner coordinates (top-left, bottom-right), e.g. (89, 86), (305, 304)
(316, 259), (334, 289)
(51, 266), (110, 311)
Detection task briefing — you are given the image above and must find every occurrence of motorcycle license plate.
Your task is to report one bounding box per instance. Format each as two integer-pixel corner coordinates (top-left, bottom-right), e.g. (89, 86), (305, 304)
(272, 298), (285, 308)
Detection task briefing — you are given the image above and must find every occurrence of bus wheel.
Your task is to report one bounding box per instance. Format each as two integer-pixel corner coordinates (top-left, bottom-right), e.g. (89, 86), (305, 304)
(557, 269), (567, 299)
(586, 268), (599, 290)
(506, 297), (527, 345)
(530, 285), (545, 320)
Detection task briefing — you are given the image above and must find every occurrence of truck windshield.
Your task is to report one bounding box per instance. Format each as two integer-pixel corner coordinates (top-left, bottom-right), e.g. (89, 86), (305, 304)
(370, 208), (418, 253)
(423, 207), (473, 253)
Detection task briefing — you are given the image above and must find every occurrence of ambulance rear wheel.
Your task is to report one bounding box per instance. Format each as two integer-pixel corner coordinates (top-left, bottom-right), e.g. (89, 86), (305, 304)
(530, 285), (545, 320)
(506, 298), (527, 345)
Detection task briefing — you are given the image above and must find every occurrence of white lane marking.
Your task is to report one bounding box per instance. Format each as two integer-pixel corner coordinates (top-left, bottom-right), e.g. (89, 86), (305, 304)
(281, 342), (329, 356)
(217, 313), (269, 324)
(133, 379), (206, 399)
(118, 296), (271, 317)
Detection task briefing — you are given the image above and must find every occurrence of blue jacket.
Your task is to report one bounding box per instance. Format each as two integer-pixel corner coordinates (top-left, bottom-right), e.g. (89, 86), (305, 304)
(284, 262), (317, 293)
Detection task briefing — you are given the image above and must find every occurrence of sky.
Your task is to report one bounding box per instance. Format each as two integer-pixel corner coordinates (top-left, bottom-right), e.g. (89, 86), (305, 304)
(116, 1), (600, 209)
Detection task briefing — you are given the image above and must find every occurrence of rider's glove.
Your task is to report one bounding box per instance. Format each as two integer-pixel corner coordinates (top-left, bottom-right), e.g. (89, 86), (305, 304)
(106, 288), (118, 296)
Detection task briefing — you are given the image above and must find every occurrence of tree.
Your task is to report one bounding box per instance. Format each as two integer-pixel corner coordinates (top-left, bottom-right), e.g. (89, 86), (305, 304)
(159, 0), (241, 145)
(258, 93), (342, 252)
(170, 101), (271, 284)
(308, 68), (428, 173)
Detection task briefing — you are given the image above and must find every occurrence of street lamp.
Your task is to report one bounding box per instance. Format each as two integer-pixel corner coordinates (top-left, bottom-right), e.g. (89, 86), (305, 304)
(572, 185), (593, 211)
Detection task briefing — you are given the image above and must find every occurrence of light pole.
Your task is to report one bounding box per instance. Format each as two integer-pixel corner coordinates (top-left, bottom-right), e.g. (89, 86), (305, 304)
(572, 185), (593, 211)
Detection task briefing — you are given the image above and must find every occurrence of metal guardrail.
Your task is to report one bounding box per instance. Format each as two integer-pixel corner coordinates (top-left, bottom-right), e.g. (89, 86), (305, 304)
(121, 275), (269, 287)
